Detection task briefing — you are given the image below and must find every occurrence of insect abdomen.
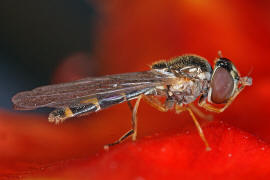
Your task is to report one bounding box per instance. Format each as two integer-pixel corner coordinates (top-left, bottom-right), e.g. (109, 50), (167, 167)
(48, 87), (155, 124)
(48, 103), (99, 124)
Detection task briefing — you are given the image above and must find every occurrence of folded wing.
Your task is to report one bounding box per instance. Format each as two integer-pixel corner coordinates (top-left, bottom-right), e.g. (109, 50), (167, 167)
(12, 70), (175, 110)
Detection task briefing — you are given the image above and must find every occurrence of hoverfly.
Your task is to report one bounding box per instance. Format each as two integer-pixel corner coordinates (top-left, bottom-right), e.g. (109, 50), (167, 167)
(12, 53), (252, 150)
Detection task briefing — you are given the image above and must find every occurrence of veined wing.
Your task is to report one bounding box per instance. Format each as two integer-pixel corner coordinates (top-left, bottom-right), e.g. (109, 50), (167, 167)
(12, 70), (175, 110)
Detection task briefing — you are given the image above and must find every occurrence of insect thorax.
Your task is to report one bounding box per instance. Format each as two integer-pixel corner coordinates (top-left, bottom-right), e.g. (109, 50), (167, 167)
(152, 55), (212, 73)
(152, 55), (213, 105)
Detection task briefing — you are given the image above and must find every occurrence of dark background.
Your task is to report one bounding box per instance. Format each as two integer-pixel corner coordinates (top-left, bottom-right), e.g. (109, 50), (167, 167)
(0, 1), (97, 109)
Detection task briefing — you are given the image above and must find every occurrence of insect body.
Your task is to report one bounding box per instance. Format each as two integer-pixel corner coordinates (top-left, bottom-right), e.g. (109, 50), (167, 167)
(12, 54), (252, 150)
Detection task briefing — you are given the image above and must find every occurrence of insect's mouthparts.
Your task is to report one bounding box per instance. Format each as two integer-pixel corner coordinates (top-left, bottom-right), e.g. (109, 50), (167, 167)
(240, 76), (253, 86)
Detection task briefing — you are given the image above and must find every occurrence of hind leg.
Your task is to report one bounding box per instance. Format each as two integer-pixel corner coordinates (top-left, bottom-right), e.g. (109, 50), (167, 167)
(104, 95), (142, 149)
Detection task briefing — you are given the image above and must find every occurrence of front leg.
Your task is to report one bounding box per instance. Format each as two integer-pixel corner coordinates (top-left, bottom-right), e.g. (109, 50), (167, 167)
(199, 84), (245, 113)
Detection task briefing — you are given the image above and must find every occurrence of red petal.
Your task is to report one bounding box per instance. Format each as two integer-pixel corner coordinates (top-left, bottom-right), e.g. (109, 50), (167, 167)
(25, 122), (270, 180)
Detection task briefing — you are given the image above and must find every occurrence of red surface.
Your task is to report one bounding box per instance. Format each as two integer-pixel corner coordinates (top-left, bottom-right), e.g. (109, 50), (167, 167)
(2, 1), (270, 179)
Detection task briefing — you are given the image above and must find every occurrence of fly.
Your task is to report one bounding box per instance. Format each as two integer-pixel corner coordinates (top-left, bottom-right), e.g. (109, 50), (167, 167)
(11, 53), (252, 150)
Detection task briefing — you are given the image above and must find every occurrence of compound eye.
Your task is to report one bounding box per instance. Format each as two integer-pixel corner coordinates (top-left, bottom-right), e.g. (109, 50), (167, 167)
(210, 67), (234, 104)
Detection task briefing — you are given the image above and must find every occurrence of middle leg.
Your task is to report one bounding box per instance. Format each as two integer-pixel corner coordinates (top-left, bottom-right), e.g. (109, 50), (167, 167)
(175, 105), (211, 151)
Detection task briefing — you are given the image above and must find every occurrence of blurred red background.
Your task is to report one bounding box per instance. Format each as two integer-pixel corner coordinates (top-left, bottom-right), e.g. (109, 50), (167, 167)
(1, 0), (270, 179)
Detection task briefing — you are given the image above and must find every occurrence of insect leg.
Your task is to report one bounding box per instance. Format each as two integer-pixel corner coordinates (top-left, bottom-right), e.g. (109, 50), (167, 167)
(104, 129), (134, 149)
(175, 105), (211, 151)
(131, 95), (142, 141)
(188, 103), (213, 121)
(126, 100), (134, 111)
(199, 83), (246, 113)
(142, 95), (172, 112)
(104, 95), (143, 149)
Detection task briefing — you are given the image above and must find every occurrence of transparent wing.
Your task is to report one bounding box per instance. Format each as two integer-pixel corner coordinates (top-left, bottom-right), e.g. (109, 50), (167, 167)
(12, 70), (175, 110)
